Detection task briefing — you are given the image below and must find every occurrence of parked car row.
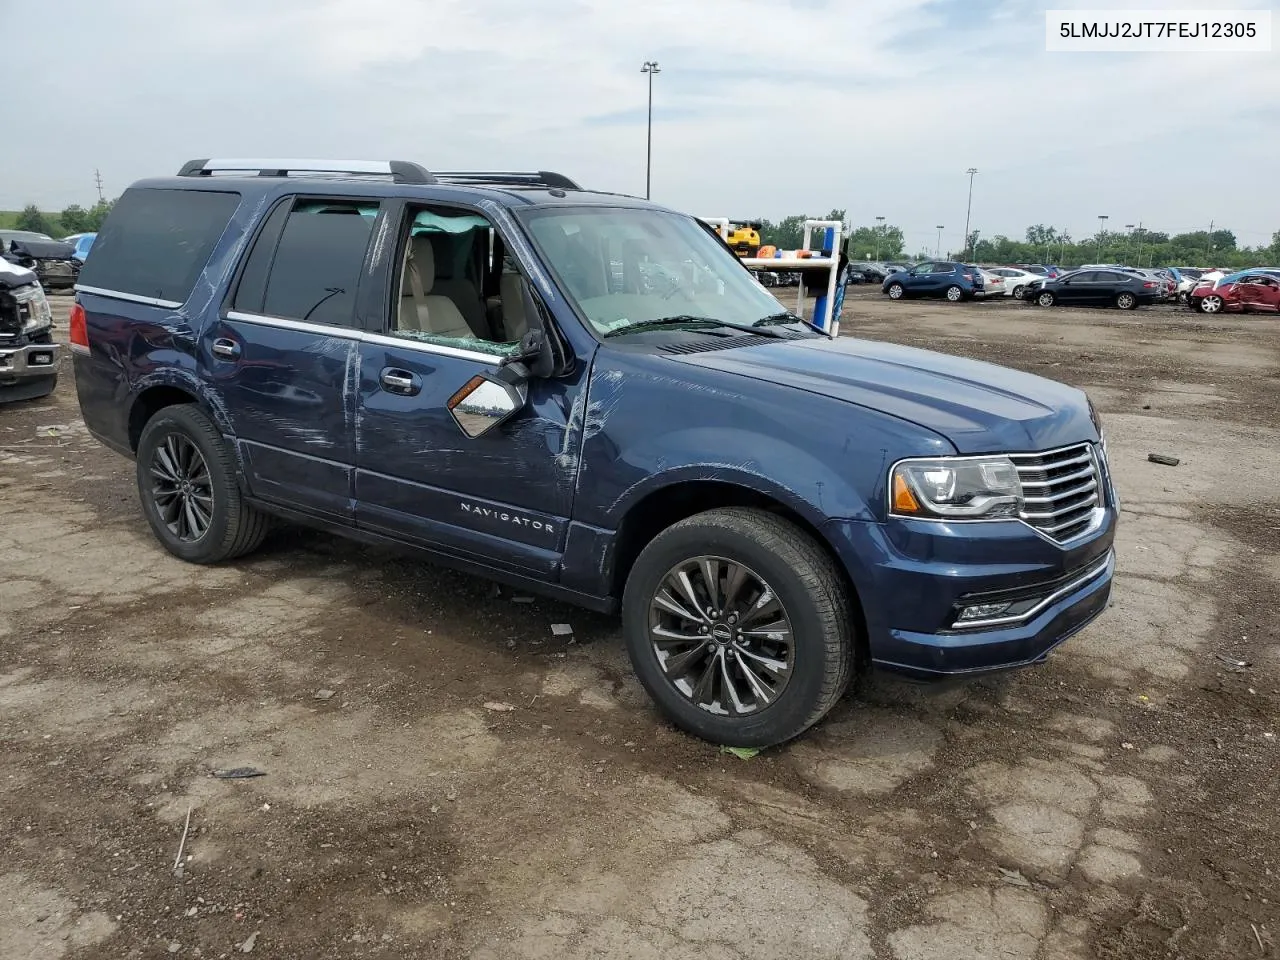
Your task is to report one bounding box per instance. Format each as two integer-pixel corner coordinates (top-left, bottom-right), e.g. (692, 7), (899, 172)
(0, 229), (96, 292)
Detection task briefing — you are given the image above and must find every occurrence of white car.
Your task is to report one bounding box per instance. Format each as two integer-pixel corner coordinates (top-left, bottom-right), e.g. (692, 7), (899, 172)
(978, 270), (1007, 297)
(984, 267), (1042, 298)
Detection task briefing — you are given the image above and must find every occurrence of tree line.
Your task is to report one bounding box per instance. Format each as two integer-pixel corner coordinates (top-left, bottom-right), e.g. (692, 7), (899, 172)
(9, 200), (117, 238)
(759, 212), (1280, 269)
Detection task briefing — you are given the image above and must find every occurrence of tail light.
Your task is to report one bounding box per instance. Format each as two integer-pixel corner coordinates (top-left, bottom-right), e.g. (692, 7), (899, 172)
(1142, 281), (1155, 288)
(963, 273), (973, 280)
(69, 302), (89, 354)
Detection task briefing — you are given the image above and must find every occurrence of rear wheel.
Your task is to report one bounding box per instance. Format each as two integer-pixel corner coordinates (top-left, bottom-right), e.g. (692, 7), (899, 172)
(1199, 294), (1223, 314)
(622, 508), (854, 747)
(136, 404), (271, 564)
(1012, 284), (1025, 299)
(887, 282), (905, 300)
(945, 285), (964, 302)
(1115, 292), (1137, 310)
(1037, 291), (1056, 307)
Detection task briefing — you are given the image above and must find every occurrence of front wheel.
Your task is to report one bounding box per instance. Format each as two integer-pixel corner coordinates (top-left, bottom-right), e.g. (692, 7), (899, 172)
(622, 508), (855, 747)
(945, 285), (964, 302)
(1115, 292), (1137, 310)
(1037, 291), (1056, 307)
(1012, 284), (1025, 299)
(1199, 294), (1223, 314)
(886, 282), (905, 300)
(136, 404), (272, 564)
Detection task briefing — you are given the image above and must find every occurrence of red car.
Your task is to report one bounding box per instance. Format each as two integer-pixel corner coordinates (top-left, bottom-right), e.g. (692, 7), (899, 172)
(1190, 273), (1280, 314)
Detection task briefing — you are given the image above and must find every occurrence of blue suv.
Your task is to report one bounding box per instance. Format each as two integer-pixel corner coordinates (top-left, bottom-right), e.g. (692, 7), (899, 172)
(70, 158), (1117, 747)
(883, 261), (985, 301)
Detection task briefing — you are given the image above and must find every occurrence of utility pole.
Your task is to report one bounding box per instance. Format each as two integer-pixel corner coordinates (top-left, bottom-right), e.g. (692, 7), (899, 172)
(935, 225), (944, 258)
(1207, 218), (1214, 264)
(875, 216), (886, 260)
(1135, 221), (1143, 267)
(963, 168), (978, 259)
(1096, 215), (1108, 261)
(94, 169), (105, 204)
(1125, 224), (1135, 264)
(641, 61), (661, 200)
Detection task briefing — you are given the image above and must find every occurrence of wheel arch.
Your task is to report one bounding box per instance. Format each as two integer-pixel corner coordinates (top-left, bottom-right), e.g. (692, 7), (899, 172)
(609, 478), (869, 658)
(127, 372), (233, 452)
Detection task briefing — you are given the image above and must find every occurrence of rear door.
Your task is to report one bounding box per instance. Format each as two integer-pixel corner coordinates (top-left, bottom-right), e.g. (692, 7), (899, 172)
(205, 196), (383, 522)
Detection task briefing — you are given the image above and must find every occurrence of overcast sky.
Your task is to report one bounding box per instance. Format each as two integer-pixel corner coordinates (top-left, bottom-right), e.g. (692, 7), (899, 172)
(4, 0), (1275, 254)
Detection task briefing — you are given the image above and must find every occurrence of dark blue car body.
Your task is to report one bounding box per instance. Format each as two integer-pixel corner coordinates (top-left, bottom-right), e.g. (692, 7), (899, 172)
(72, 167), (1116, 690)
(882, 261), (986, 301)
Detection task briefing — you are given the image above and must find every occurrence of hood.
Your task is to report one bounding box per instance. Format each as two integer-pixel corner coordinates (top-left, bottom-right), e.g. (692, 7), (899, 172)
(8, 239), (76, 259)
(0, 259), (39, 289)
(672, 336), (1095, 453)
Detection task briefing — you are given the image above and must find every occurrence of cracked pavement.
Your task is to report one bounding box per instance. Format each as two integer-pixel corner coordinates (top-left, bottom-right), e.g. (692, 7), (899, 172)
(2, 292), (1277, 959)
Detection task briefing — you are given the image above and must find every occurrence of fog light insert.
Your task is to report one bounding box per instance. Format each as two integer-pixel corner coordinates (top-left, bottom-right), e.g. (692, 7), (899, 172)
(956, 602), (1013, 623)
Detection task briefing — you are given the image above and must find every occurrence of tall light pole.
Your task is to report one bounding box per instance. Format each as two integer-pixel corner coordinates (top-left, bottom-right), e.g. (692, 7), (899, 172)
(935, 225), (945, 258)
(875, 215), (886, 260)
(963, 167), (978, 259)
(1096, 215), (1108, 261)
(641, 61), (661, 200)
(1124, 223), (1134, 265)
(1135, 221), (1144, 267)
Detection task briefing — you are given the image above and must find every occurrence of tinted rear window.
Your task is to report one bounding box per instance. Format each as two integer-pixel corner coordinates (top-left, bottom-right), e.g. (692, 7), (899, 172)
(77, 187), (240, 303)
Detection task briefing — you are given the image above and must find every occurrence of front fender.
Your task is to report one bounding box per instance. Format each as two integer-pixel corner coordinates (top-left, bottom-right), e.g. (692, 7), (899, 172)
(603, 431), (873, 529)
(573, 351), (952, 530)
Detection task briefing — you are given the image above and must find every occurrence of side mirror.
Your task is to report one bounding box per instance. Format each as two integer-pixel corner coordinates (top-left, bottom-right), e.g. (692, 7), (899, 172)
(447, 373), (528, 439)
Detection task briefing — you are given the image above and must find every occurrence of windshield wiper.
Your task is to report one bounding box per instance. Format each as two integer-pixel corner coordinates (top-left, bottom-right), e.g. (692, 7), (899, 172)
(603, 315), (791, 339)
(754, 311), (826, 335)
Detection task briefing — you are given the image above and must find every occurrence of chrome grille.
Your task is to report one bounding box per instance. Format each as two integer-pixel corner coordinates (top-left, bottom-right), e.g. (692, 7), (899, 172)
(1011, 443), (1103, 543)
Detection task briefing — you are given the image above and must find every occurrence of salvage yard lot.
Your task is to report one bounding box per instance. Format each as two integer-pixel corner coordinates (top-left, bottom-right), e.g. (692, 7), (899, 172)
(2, 291), (1277, 960)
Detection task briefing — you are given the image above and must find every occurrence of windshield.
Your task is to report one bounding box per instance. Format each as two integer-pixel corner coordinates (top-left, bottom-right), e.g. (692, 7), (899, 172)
(519, 206), (790, 337)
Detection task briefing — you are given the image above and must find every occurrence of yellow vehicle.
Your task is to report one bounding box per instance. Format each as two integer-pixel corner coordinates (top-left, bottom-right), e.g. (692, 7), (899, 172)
(723, 220), (763, 258)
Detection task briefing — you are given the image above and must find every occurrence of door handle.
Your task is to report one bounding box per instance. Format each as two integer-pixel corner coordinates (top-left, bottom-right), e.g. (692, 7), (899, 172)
(211, 337), (241, 360)
(380, 368), (421, 396)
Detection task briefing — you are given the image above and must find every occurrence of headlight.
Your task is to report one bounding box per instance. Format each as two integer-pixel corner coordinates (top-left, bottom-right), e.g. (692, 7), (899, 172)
(890, 456), (1023, 519)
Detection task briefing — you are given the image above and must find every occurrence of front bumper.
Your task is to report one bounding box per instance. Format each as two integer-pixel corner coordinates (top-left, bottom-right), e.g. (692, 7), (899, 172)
(824, 507), (1117, 679)
(0, 340), (62, 382)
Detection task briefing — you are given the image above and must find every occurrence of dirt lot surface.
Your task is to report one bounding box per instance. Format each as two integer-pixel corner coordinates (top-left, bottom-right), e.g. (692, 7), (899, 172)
(3, 290), (1277, 959)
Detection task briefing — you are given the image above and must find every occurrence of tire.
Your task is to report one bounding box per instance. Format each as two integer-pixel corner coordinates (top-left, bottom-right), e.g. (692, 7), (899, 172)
(945, 285), (964, 302)
(135, 403), (271, 564)
(622, 507), (855, 747)
(1115, 292), (1137, 310)
(1199, 294), (1223, 314)
(1037, 291), (1056, 307)
(1012, 285), (1025, 299)
(886, 282), (905, 300)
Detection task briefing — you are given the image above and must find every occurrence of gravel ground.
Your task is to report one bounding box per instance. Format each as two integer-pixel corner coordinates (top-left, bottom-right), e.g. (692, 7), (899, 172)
(1, 289), (1277, 959)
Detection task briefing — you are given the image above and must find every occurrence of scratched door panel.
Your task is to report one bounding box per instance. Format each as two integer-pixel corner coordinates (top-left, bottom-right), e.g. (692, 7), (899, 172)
(354, 340), (588, 575)
(205, 317), (358, 520)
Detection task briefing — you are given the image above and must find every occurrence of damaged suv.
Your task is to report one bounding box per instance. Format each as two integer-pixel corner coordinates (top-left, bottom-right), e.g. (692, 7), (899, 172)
(1, 259), (59, 401)
(72, 159), (1117, 747)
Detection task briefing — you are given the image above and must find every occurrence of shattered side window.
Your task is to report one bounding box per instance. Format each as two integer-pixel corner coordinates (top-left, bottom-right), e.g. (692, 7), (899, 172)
(388, 329), (520, 357)
(391, 204), (530, 356)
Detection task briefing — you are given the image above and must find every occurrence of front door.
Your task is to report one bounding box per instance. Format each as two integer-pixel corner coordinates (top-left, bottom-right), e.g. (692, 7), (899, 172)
(1056, 272), (1094, 304)
(354, 202), (589, 577)
(205, 195), (385, 521)
(904, 263), (936, 295)
(1235, 276), (1280, 312)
